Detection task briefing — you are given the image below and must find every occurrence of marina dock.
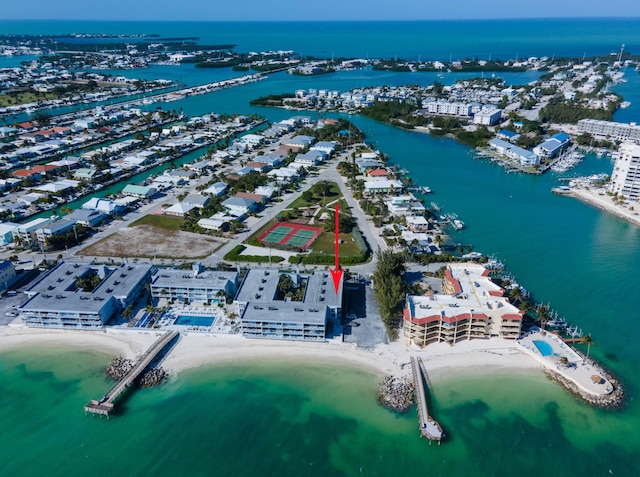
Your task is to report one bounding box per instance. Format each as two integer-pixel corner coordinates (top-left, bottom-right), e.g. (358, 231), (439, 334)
(410, 356), (443, 443)
(84, 331), (179, 418)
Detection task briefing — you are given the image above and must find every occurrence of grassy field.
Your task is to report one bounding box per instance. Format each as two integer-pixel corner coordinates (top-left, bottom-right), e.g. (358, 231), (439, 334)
(288, 181), (343, 209)
(0, 91), (59, 107)
(129, 214), (183, 231)
(311, 232), (361, 257)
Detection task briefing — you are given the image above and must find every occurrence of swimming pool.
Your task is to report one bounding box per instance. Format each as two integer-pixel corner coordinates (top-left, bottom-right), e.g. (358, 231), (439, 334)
(533, 340), (554, 357)
(174, 315), (215, 327)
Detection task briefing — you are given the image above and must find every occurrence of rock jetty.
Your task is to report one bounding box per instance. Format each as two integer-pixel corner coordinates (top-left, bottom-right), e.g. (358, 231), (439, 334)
(105, 356), (168, 388)
(106, 357), (134, 380)
(139, 367), (168, 388)
(378, 375), (414, 413)
(545, 358), (625, 409)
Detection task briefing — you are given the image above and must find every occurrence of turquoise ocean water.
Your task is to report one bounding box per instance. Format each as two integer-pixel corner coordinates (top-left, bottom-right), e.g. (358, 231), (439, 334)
(2, 19), (640, 476)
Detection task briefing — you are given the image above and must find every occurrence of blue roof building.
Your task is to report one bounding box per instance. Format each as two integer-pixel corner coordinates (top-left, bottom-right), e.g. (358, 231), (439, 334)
(534, 133), (571, 158)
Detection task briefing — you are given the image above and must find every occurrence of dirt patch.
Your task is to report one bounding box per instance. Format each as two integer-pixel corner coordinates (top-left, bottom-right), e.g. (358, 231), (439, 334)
(78, 224), (224, 259)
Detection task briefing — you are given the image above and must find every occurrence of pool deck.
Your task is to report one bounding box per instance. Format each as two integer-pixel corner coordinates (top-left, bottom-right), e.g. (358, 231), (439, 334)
(517, 328), (613, 396)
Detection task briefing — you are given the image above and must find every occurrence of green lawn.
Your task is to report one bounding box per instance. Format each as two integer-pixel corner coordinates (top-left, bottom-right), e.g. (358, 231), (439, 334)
(0, 91), (58, 107)
(289, 181), (343, 209)
(311, 231), (361, 257)
(129, 214), (183, 231)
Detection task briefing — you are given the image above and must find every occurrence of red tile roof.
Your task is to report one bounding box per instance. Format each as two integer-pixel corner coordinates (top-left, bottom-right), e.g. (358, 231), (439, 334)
(368, 168), (389, 177)
(444, 268), (462, 295)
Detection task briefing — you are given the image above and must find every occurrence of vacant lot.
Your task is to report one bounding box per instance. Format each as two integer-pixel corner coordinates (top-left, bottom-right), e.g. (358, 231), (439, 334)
(78, 224), (223, 259)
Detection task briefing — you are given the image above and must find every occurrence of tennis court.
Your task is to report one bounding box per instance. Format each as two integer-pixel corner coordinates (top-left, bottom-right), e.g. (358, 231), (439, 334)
(259, 222), (322, 251)
(263, 225), (294, 244)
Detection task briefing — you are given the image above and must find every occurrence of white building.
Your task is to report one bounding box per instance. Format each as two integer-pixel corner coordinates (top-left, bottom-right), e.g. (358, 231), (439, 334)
(609, 142), (640, 200)
(423, 100), (473, 117)
(577, 119), (640, 142)
(473, 107), (502, 126)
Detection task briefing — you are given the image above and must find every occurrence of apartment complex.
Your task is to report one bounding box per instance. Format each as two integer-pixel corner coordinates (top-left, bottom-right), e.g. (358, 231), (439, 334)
(403, 263), (523, 348)
(234, 268), (342, 341)
(578, 119), (640, 142)
(150, 263), (238, 305)
(19, 261), (152, 328)
(609, 142), (640, 200)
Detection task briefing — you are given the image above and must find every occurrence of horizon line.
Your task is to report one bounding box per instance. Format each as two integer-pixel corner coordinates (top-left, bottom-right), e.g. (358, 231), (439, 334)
(2, 16), (640, 23)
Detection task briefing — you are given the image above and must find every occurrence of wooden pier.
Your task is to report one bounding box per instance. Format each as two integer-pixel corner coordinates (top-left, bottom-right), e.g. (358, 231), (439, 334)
(410, 356), (443, 443)
(84, 331), (179, 418)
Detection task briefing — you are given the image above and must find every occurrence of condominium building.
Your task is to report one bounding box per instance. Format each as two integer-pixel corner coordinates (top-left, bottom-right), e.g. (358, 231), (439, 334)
(403, 263), (523, 348)
(150, 263), (238, 304)
(609, 142), (640, 200)
(423, 100), (473, 117)
(577, 119), (640, 142)
(234, 268), (342, 341)
(19, 261), (153, 329)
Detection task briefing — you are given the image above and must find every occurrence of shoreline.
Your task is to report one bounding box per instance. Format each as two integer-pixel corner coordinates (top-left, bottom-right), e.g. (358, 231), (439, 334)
(0, 326), (540, 383)
(566, 187), (640, 228)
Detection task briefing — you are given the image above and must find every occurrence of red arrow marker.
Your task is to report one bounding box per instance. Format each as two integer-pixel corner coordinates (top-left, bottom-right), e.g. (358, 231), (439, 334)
(330, 202), (343, 294)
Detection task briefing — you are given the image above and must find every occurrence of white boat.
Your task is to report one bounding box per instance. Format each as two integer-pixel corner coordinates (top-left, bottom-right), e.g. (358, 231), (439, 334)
(620, 101), (631, 108)
(452, 219), (464, 230)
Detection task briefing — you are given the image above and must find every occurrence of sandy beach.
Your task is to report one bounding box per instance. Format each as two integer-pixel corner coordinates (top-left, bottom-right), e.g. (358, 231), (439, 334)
(0, 326), (540, 382)
(568, 186), (640, 228)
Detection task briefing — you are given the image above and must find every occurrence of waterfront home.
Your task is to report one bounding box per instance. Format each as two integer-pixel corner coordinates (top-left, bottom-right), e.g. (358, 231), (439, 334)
(35, 179), (79, 194)
(356, 158), (383, 173)
(284, 135), (316, 149)
(367, 168), (390, 179)
(384, 194), (426, 217)
(74, 168), (98, 181)
(66, 208), (109, 227)
(405, 215), (430, 232)
(403, 263), (523, 348)
(121, 184), (157, 199)
(239, 133), (265, 148)
(364, 179), (404, 195)
(82, 197), (124, 215)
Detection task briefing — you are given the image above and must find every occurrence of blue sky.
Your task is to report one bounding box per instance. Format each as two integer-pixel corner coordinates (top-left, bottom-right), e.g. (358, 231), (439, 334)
(3, 0), (640, 21)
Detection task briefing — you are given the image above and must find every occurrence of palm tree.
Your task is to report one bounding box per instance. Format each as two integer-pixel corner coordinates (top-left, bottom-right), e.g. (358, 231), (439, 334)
(580, 334), (593, 358)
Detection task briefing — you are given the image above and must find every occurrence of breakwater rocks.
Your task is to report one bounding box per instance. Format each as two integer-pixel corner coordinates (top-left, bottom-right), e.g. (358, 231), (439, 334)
(139, 368), (168, 388)
(378, 375), (415, 413)
(105, 356), (168, 388)
(106, 357), (134, 380)
(545, 364), (625, 409)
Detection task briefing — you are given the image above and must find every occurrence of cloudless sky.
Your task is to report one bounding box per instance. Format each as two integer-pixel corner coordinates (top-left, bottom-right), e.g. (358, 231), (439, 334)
(2, 0), (640, 21)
